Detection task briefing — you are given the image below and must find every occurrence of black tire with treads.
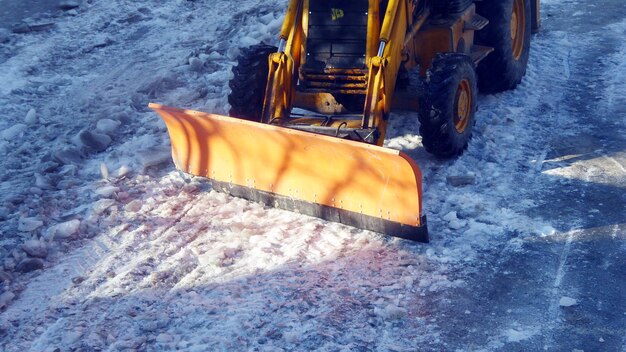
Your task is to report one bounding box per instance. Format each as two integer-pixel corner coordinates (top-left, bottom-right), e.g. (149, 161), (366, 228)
(475, 0), (532, 93)
(419, 54), (478, 158)
(228, 44), (276, 121)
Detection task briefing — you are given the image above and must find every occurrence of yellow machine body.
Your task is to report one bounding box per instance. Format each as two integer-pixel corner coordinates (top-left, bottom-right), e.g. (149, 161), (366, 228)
(151, 0), (541, 242)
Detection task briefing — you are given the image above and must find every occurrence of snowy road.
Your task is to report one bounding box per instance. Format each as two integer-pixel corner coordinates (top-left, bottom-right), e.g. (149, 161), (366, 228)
(1, 0), (625, 351)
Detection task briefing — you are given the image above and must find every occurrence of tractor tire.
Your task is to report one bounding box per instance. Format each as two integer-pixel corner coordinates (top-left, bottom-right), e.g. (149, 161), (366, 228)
(475, 0), (531, 93)
(228, 44), (276, 121)
(419, 53), (477, 158)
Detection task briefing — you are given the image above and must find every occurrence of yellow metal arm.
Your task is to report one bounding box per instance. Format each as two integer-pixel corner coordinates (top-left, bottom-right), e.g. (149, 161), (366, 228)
(380, 0), (401, 43)
(280, 0), (301, 40)
(262, 0), (304, 124)
(363, 0), (410, 145)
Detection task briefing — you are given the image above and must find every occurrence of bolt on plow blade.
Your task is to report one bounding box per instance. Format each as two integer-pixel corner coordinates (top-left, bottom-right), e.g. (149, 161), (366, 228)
(149, 104), (428, 242)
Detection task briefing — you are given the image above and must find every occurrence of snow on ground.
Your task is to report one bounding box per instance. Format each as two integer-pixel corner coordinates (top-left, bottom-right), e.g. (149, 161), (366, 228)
(1, 0), (625, 351)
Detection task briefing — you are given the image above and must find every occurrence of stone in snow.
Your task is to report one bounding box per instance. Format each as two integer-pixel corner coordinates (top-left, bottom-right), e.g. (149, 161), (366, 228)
(385, 304), (408, 319)
(375, 304), (407, 320)
(447, 175), (476, 187)
(124, 200), (142, 213)
(116, 165), (132, 178)
(21, 239), (48, 258)
(137, 146), (172, 169)
(188, 57), (204, 72)
(0, 291), (15, 309)
(24, 108), (38, 124)
(59, 0), (80, 10)
(46, 219), (81, 240)
(12, 23), (32, 34)
(15, 24), (47, 34)
(79, 130), (112, 152)
(559, 296), (578, 307)
(100, 162), (110, 180)
(38, 160), (60, 174)
(0, 28), (10, 44)
(443, 211), (467, 230)
(16, 258), (45, 273)
(95, 185), (120, 198)
(96, 118), (121, 135)
(92, 199), (116, 215)
(0, 206), (9, 220)
(34, 173), (54, 190)
(29, 23), (55, 32)
(54, 147), (82, 164)
(71, 276), (86, 284)
(1, 123), (27, 140)
(18, 217), (44, 232)
(0, 270), (12, 283)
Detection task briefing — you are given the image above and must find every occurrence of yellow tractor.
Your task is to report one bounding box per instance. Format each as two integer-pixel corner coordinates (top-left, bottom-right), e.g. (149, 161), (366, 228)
(150, 0), (540, 242)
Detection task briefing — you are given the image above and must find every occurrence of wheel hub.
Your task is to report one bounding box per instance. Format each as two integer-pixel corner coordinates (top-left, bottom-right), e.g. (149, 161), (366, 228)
(454, 79), (471, 133)
(511, 0), (526, 60)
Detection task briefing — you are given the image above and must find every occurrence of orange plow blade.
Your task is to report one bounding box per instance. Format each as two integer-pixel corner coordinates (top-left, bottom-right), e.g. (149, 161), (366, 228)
(149, 104), (428, 242)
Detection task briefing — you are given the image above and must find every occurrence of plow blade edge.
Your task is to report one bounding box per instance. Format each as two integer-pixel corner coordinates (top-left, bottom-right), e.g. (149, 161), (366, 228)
(150, 104), (428, 242)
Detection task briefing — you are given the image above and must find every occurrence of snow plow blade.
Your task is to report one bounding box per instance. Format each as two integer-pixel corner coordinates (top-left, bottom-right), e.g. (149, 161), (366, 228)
(149, 104), (428, 242)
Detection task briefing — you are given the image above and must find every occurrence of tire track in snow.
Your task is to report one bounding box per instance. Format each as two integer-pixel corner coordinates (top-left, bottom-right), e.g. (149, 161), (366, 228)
(94, 186), (208, 286)
(17, 183), (205, 350)
(545, 229), (577, 336)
